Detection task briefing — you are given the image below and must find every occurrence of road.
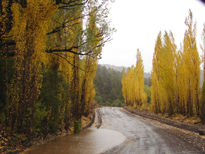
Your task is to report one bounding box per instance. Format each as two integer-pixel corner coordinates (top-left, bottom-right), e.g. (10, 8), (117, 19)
(26, 107), (202, 154)
(99, 107), (201, 154)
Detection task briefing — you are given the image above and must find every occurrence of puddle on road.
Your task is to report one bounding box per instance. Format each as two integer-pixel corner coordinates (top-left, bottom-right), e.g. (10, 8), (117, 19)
(24, 128), (126, 154)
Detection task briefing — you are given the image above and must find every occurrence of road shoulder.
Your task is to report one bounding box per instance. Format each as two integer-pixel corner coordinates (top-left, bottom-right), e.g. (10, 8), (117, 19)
(123, 107), (205, 153)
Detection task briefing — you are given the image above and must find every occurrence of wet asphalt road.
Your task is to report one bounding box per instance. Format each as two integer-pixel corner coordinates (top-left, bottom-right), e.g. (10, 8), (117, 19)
(26, 107), (201, 154)
(99, 107), (201, 154)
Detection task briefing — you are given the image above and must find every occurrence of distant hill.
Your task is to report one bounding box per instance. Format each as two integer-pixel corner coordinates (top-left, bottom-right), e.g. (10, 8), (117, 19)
(98, 64), (205, 87)
(94, 65), (124, 107)
(101, 64), (126, 72)
(100, 64), (151, 78)
(144, 72), (151, 79)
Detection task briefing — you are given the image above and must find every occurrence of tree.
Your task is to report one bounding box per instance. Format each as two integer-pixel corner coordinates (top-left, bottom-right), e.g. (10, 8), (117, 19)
(151, 31), (177, 115)
(121, 49), (147, 109)
(122, 69), (128, 105)
(200, 81), (205, 122)
(95, 65), (123, 106)
(161, 31), (177, 114)
(151, 32), (162, 113)
(135, 49), (147, 107)
(0, 0), (113, 139)
(8, 0), (57, 135)
(182, 10), (200, 116)
(200, 24), (205, 121)
(175, 50), (188, 114)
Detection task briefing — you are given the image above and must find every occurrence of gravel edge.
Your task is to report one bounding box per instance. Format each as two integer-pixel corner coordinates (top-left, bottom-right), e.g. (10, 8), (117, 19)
(124, 106), (205, 135)
(123, 106), (205, 152)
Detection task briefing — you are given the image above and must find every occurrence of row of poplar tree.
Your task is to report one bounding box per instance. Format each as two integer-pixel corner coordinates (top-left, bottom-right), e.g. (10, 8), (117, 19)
(0, 0), (112, 138)
(122, 10), (205, 121)
(121, 49), (147, 109)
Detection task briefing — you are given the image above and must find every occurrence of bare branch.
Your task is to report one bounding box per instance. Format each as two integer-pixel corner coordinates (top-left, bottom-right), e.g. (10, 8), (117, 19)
(58, 0), (89, 9)
(45, 35), (107, 57)
(47, 22), (80, 35)
(51, 52), (97, 72)
(47, 13), (91, 35)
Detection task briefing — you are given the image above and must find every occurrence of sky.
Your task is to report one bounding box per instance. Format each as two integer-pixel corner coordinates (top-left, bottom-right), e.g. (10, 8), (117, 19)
(99, 0), (205, 72)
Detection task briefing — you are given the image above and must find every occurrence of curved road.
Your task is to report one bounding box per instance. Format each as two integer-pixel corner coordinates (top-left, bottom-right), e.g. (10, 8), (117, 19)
(26, 107), (201, 154)
(99, 107), (200, 154)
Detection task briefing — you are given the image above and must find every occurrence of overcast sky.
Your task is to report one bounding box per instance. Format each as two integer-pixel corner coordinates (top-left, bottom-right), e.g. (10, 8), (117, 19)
(99, 0), (205, 72)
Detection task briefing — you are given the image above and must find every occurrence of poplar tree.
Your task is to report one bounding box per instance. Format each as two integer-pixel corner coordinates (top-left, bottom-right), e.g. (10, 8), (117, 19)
(151, 31), (177, 115)
(151, 32), (162, 113)
(121, 50), (147, 109)
(183, 10), (200, 116)
(162, 32), (177, 114)
(200, 24), (205, 121)
(176, 50), (188, 114)
(10, 0), (57, 135)
(0, 0), (113, 138)
(135, 49), (147, 107)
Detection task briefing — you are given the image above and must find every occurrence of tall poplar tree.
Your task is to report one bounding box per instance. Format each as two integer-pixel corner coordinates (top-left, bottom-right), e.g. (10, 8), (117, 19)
(151, 32), (162, 113)
(200, 24), (205, 121)
(183, 10), (200, 116)
(121, 49), (147, 109)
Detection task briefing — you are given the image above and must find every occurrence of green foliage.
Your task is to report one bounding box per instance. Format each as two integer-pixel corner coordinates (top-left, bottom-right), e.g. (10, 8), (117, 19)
(74, 120), (82, 134)
(33, 101), (48, 135)
(0, 54), (15, 124)
(144, 75), (151, 86)
(113, 99), (123, 107)
(144, 85), (151, 104)
(94, 65), (124, 106)
(99, 99), (124, 107)
(38, 63), (69, 134)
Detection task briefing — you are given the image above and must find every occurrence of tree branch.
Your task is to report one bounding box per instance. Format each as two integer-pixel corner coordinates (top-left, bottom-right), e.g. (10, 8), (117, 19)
(58, 0), (89, 9)
(47, 13), (91, 35)
(51, 52), (96, 72)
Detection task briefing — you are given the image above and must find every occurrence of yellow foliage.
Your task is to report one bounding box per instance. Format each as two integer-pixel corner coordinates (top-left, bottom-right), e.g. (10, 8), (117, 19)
(121, 49), (147, 109)
(150, 10), (200, 116)
(8, 0), (58, 131)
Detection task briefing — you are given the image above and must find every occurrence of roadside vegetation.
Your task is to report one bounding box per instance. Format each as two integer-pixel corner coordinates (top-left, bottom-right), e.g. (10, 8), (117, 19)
(0, 0), (113, 151)
(122, 10), (205, 123)
(94, 65), (124, 107)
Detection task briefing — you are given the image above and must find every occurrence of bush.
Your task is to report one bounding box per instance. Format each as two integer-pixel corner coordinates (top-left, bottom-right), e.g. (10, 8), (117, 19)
(113, 99), (123, 107)
(33, 101), (48, 135)
(74, 120), (82, 134)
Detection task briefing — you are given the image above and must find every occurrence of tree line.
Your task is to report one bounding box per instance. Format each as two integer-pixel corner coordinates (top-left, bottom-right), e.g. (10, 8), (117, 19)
(122, 10), (205, 122)
(0, 0), (113, 142)
(94, 65), (124, 107)
(122, 50), (147, 109)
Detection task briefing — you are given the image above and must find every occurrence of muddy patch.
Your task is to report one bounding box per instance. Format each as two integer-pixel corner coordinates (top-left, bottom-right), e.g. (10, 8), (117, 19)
(23, 128), (126, 154)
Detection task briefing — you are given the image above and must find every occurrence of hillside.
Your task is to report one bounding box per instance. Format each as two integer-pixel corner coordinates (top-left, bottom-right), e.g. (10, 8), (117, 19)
(94, 65), (124, 106)
(102, 64), (126, 72)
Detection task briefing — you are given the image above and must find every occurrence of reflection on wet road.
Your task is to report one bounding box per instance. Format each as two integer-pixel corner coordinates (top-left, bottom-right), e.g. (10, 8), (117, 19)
(100, 107), (171, 154)
(25, 128), (125, 154)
